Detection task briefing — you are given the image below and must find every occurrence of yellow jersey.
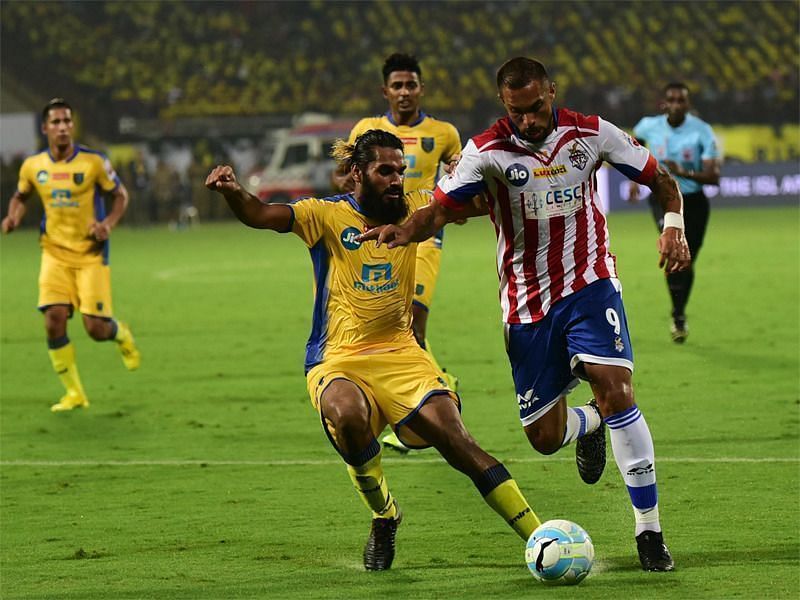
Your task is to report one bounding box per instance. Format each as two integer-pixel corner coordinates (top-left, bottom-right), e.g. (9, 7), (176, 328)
(348, 113), (461, 211)
(17, 145), (121, 265)
(288, 191), (430, 372)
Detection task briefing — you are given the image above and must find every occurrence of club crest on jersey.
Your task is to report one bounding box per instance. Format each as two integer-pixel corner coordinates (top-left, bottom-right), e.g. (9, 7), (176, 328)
(568, 142), (589, 170)
(421, 137), (435, 153)
(614, 336), (625, 353)
(340, 227), (362, 250)
(36, 170), (49, 184)
(73, 172), (85, 184)
(504, 163), (530, 187)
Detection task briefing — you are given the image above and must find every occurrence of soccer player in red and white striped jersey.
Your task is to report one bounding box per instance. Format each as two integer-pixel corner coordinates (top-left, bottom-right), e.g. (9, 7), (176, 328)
(360, 57), (690, 572)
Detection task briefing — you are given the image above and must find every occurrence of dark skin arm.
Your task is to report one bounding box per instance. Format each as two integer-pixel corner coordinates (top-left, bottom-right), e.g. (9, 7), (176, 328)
(647, 163), (692, 273)
(89, 184), (129, 241)
(205, 165), (293, 230)
(358, 196), (486, 248)
(662, 158), (721, 185)
(1, 190), (28, 233)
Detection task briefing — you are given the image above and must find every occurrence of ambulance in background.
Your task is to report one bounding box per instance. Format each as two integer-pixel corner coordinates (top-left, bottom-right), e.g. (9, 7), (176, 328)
(248, 114), (356, 203)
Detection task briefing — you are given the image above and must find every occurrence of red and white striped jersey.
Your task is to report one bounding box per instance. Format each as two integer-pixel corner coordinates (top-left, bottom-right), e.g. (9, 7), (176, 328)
(434, 108), (658, 324)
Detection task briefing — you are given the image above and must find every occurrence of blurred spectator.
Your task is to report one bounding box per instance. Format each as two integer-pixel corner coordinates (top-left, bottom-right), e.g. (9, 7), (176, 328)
(1, 1), (796, 128)
(151, 159), (180, 224)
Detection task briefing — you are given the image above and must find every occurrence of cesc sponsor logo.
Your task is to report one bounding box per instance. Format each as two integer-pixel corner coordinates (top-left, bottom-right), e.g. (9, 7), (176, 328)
(504, 163), (530, 187)
(522, 184), (585, 218)
(340, 227), (362, 250)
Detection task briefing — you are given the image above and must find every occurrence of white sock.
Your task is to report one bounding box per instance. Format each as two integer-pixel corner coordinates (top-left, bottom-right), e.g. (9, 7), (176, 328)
(561, 405), (602, 447)
(606, 404), (661, 535)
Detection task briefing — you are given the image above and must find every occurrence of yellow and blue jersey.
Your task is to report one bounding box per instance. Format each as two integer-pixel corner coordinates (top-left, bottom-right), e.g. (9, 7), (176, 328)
(17, 145), (121, 265)
(348, 113), (461, 210)
(287, 191), (429, 372)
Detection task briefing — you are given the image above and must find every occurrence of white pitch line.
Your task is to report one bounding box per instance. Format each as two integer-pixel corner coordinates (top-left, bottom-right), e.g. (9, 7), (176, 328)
(0, 456), (797, 467)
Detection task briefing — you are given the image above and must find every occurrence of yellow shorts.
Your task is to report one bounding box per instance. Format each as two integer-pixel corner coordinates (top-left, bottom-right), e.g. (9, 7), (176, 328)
(38, 252), (113, 318)
(413, 240), (442, 312)
(306, 343), (459, 449)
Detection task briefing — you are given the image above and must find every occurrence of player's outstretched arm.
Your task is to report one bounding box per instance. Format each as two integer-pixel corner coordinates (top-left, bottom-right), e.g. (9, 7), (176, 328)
(1, 191), (28, 234)
(205, 165), (292, 231)
(647, 163), (691, 274)
(358, 199), (453, 248)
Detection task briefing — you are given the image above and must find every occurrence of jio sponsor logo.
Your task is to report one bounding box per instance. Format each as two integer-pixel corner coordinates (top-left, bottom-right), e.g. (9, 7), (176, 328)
(505, 163), (530, 187)
(340, 227), (362, 250)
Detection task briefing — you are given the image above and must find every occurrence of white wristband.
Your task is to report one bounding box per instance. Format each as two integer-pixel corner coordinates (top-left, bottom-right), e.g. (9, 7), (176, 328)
(663, 212), (684, 231)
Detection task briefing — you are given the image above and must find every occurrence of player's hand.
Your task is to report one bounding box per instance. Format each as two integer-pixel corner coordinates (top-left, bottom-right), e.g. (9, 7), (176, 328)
(89, 220), (112, 241)
(444, 154), (461, 175)
(657, 228), (691, 273)
(628, 182), (640, 203)
(1, 215), (18, 234)
(357, 224), (412, 248)
(205, 165), (241, 195)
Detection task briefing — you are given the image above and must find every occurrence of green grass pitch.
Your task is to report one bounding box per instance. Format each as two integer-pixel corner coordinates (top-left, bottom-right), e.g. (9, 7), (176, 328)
(1, 206), (798, 599)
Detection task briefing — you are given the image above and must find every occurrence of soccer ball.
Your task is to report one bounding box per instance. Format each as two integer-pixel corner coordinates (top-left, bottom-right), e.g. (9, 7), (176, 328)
(525, 519), (594, 585)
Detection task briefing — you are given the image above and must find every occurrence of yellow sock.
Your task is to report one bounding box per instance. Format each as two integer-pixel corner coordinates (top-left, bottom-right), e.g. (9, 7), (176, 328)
(476, 464), (542, 541)
(47, 339), (87, 398)
(346, 451), (399, 520)
(114, 321), (132, 344)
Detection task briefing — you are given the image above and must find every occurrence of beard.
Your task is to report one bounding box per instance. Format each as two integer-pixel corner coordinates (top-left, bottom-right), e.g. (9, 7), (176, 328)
(359, 178), (408, 225)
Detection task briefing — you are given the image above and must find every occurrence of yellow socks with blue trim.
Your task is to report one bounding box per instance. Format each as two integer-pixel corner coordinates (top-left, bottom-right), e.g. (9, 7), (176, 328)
(474, 463), (541, 540)
(345, 440), (400, 520)
(47, 336), (89, 411)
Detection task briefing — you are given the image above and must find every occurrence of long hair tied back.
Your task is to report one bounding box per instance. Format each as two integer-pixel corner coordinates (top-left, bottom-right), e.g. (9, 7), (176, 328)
(331, 129), (404, 172)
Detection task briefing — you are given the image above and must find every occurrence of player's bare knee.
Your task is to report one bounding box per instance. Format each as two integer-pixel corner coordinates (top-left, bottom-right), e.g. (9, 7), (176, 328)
(44, 309), (68, 339)
(319, 382), (371, 439)
(593, 381), (634, 416)
(84, 319), (110, 341)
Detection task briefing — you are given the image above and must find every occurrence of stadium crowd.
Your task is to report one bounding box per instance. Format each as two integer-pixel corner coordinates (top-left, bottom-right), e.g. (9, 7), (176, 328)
(3, 1), (797, 127)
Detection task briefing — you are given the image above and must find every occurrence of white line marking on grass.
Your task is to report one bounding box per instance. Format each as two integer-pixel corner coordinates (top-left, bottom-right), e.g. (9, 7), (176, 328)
(1, 457), (797, 467)
(154, 261), (273, 283)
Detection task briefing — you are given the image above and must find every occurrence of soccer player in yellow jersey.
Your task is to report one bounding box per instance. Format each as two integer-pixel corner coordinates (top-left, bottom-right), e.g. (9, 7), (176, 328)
(1, 98), (140, 412)
(333, 53), (465, 452)
(205, 129), (540, 571)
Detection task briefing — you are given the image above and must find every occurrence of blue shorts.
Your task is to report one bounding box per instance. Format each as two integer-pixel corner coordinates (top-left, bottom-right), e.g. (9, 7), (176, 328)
(505, 278), (634, 426)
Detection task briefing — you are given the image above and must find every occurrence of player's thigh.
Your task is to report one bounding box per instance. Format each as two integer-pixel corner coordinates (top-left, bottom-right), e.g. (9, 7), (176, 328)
(306, 360), (386, 442)
(369, 344), (458, 449)
(413, 242), (442, 311)
(75, 262), (113, 318)
(566, 279), (634, 379)
(505, 316), (577, 429)
(38, 252), (78, 311)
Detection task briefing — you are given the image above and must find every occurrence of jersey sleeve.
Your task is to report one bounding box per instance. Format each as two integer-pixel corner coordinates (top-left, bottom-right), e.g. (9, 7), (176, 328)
(289, 197), (328, 247)
(347, 119), (372, 145)
(433, 139), (487, 210)
(700, 123), (721, 160)
(16, 158), (34, 195)
(599, 117), (658, 184)
(95, 153), (121, 192)
(441, 123), (462, 162)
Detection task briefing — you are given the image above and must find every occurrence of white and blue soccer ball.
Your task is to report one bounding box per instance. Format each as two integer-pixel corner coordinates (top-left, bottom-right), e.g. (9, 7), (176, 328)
(525, 519), (594, 585)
